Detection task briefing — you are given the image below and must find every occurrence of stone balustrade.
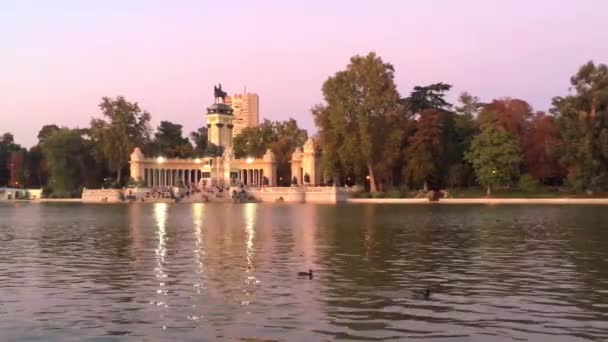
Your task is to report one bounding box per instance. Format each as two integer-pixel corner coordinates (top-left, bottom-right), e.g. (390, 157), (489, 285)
(81, 189), (123, 203)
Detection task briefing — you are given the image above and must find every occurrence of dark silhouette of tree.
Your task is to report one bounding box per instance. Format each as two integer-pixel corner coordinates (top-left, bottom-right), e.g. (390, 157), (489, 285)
(153, 121), (193, 158)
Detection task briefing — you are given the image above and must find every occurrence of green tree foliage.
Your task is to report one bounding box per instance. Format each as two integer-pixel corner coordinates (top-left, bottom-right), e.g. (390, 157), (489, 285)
(190, 126), (208, 156)
(8, 149), (27, 187)
(153, 121), (193, 158)
(552, 61), (608, 192)
(90, 96), (151, 185)
(0, 133), (22, 186)
(273, 119), (309, 184)
(465, 115), (522, 196)
(404, 83), (452, 114)
(312, 105), (345, 184)
(449, 92), (481, 187)
(37, 124), (60, 144)
(41, 128), (101, 197)
(25, 146), (46, 188)
(233, 120), (278, 158)
(233, 118), (308, 184)
(314, 52), (400, 192)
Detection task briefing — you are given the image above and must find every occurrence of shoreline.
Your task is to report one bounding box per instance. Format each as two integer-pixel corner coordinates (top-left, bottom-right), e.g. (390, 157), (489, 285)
(346, 198), (608, 204)
(3, 197), (608, 205)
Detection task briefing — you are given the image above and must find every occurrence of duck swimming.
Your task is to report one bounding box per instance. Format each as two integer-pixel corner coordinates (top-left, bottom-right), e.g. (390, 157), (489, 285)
(298, 269), (313, 279)
(413, 288), (432, 300)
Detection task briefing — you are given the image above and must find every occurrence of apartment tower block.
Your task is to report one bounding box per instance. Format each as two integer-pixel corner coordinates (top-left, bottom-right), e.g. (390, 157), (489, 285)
(224, 93), (259, 137)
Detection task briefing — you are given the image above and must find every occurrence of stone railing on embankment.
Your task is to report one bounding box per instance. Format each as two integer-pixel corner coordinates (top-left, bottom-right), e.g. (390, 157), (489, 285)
(247, 186), (357, 203)
(81, 188), (123, 203)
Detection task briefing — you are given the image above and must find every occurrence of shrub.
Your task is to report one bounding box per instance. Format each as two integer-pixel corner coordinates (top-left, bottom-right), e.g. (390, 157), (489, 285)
(372, 192), (385, 198)
(353, 191), (371, 198)
(385, 189), (401, 198)
(398, 185), (410, 198)
(519, 174), (540, 193)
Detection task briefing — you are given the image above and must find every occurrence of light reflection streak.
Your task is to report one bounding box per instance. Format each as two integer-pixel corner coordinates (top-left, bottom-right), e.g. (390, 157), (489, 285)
(153, 203), (168, 308)
(244, 203), (256, 272)
(192, 203), (206, 295)
(242, 203), (257, 307)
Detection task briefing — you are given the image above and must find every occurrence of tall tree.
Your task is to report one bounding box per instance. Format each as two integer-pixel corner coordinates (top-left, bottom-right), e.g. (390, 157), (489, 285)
(449, 92), (481, 187)
(312, 105), (345, 185)
(0, 133), (22, 186)
(89, 96), (151, 185)
(522, 112), (563, 183)
(552, 61), (608, 192)
(404, 83), (452, 114)
(233, 119), (307, 183)
(42, 128), (100, 197)
(153, 121), (193, 158)
(25, 146), (46, 188)
(465, 114), (522, 196)
(37, 124), (60, 144)
(233, 120), (277, 158)
(315, 52), (401, 192)
(479, 98), (533, 142)
(190, 126), (208, 157)
(8, 149), (26, 187)
(271, 118), (308, 183)
(404, 109), (444, 190)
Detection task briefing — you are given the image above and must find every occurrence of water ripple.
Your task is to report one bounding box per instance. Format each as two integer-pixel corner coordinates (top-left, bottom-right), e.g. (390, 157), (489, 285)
(0, 203), (607, 341)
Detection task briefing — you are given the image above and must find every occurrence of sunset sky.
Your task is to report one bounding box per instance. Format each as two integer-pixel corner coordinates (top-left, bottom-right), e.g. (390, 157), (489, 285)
(2, 0), (607, 147)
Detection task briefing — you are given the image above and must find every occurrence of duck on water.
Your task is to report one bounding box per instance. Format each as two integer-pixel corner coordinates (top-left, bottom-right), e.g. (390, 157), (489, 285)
(298, 269), (313, 279)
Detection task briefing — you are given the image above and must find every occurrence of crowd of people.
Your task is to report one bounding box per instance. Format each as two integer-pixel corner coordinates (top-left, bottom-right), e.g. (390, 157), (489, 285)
(123, 180), (240, 202)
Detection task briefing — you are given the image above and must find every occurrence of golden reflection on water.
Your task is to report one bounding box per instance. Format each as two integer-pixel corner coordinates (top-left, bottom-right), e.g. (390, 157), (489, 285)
(153, 203), (168, 315)
(244, 203), (256, 272)
(192, 203), (206, 295)
(242, 203), (257, 307)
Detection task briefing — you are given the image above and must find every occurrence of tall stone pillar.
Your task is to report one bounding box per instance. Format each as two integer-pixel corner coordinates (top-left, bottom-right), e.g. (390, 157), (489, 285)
(129, 148), (144, 182)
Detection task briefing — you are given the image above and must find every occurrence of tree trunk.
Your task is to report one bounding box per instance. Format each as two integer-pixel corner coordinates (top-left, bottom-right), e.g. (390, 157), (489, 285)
(117, 168), (122, 185)
(423, 181), (428, 192)
(486, 184), (492, 197)
(367, 162), (378, 193)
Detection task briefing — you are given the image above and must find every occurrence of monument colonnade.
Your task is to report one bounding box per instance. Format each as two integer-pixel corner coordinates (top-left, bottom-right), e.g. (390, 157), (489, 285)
(140, 164), (270, 187)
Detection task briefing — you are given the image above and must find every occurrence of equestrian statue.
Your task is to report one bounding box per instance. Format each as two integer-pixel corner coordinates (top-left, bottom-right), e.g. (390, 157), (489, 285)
(214, 84), (227, 104)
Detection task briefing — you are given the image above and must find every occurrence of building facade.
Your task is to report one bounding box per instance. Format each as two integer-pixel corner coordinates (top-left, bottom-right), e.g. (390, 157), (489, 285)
(129, 92), (321, 190)
(291, 138), (321, 186)
(224, 93), (259, 137)
(130, 99), (276, 188)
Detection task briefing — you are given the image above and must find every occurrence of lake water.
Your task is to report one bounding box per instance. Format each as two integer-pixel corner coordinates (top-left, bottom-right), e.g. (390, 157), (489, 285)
(0, 203), (607, 341)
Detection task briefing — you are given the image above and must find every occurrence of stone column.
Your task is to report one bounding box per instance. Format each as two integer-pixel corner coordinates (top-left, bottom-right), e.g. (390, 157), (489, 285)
(260, 168), (264, 185)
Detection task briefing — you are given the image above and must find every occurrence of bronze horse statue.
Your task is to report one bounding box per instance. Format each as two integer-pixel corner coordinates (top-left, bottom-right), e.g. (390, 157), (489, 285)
(214, 84), (227, 103)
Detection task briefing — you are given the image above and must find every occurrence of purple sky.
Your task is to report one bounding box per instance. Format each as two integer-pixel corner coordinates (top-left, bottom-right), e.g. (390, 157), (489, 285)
(2, 0), (607, 148)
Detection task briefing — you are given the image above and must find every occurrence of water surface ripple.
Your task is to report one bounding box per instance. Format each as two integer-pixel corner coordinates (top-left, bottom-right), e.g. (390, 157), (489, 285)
(1, 203), (607, 341)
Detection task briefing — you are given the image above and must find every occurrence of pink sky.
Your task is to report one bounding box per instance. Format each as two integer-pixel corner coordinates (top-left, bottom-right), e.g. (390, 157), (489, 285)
(2, 0), (607, 147)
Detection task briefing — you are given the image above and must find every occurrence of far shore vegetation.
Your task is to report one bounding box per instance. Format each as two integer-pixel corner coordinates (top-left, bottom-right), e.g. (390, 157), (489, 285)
(2, 53), (608, 199)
